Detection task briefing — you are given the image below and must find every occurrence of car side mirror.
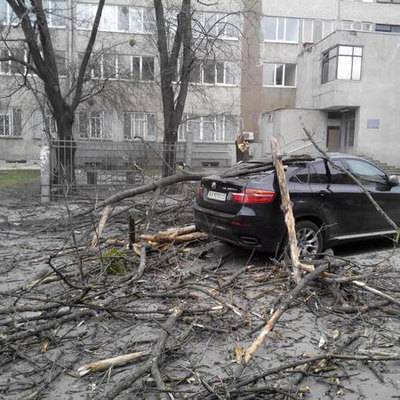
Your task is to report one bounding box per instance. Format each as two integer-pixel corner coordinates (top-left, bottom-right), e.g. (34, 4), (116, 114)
(388, 175), (400, 186)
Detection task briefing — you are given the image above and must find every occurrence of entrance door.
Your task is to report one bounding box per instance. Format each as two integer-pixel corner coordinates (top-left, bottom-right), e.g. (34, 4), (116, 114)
(327, 127), (341, 151)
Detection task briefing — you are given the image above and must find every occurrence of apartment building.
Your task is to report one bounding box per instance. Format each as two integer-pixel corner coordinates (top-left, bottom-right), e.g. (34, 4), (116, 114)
(0, 0), (242, 167)
(2, 0), (400, 169)
(242, 0), (400, 167)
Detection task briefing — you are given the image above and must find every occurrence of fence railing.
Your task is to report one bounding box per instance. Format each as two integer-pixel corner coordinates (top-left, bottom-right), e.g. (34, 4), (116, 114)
(47, 139), (186, 200)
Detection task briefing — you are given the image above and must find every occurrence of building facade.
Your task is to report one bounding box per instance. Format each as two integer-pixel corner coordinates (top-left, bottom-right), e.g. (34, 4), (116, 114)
(1, 0), (400, 168)
(243, 0), (400, 166)
(0, 0), (242, 168)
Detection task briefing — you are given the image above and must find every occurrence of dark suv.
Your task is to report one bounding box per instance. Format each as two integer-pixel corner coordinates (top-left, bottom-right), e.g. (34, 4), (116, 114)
(194, 154), (400, 256)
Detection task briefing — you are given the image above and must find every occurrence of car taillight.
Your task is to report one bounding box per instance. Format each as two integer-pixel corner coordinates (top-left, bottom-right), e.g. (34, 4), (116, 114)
(231, 188), (276, 204)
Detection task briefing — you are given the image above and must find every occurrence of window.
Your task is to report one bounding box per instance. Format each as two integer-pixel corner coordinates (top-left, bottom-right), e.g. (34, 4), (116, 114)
(309, 161), (329, 184)
(79, 52), (118, 79)
(345, 159), (387, 183)
(302, 19), (314, 42)
(262, 16), (299, 43)
(123, 56), (154, 81)
(77, 4), (155, 33)
(189, 60), (240, 85)
(81, 53), (155, 81)
(329, 161), (354, 184)
(290, 167), (309, 183)
(322, 45), (363, 83)
(376, 23), (400, 33)
(178, 114), (238, 142)
(0, 48), (26, 75)
(192, 12), (240, 39)
(100, 4), (118, 31)
(118, 5), (155, 33)
(123, 112), (156, 141)
(44, 0), (66, 28)
(0, 0), (18, 25)
(322, 20), (335, 38)
(263, 63), (296, 87)
(76, 3), (96, 29)
(78, 111), (104, 139)
(0, 108), (21, 137)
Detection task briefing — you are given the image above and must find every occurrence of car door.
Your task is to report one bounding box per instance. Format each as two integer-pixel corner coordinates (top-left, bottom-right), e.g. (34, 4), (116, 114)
(309, 159), (367, 240)
(343, 158), (400, 233)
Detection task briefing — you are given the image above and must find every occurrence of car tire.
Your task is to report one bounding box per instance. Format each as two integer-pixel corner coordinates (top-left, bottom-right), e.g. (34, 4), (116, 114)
(295, 220), (324, 258)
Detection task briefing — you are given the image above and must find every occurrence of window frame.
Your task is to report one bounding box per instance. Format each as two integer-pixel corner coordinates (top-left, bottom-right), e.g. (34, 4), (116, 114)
(123, 111), (156, 141)
(44, 0), (66, 29)
(302, 19), (314, 43)
(178, 114), (237, 143)
(188, 60), (240, 86)
(0, 108), (21, 137)
(262, 63), (297, 88)
(76, 3), (155, 34)
(263, 16), (300, 43)
(321, 45), (363, 84)
(0, 109), (12, 137)
(78, 111), (105, 140)
(342, 158), (388, 184)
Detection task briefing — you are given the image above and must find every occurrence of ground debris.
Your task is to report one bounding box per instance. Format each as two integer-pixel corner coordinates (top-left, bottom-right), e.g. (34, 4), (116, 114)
(1, 191), (400, 400)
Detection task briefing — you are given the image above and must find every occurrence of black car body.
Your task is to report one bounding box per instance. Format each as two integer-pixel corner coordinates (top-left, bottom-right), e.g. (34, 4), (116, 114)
(194, 154), (400, 255)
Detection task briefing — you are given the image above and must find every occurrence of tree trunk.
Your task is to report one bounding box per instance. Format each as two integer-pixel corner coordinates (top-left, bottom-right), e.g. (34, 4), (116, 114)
(162, 137), (177, 177)
(54, 108), (76, 191)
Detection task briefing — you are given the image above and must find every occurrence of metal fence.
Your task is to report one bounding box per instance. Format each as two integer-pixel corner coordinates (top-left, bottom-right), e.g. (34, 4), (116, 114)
(49, 139), (186, 200)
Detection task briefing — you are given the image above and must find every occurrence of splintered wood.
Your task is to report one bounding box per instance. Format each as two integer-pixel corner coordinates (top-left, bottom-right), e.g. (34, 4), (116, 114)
(135, 224), (208, 253)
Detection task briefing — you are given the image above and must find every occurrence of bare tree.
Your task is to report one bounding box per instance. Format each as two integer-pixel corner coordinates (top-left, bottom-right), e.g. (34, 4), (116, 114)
(154, 0), (193, 177)
(1, 0), (106, 186)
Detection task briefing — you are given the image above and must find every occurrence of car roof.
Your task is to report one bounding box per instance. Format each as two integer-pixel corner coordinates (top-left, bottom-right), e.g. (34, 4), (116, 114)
(326, 152), (364, 160)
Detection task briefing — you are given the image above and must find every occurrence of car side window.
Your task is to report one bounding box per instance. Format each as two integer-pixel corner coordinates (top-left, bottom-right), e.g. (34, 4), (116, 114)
(290, 166), (309, 183)
(345, 159), (387, 184)
(309, 161), (329, 184)
(328, 160), (354, 184)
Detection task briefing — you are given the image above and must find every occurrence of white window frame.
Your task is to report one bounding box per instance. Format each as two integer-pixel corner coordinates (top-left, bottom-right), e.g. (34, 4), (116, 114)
(189, 60), (240, 86)
(78, 111), (104, 139)
(0, 109), (12, 137)
(215, 12), (240, 40)
(129, 56), (155, 81)
(76, 3), (155, 34)
(0, 1), (21, 26)
(0, 48), (28, 75)
(263, 16), (300, 43)
(44, 0), (66, 28)
(322, 20), (335, 38)
(179, 114), (236, 143)
(263, 63), (297, 88)
(88, 111), (103, 139)
(124, 112), (156, 141)
(302, 19), (314, 43)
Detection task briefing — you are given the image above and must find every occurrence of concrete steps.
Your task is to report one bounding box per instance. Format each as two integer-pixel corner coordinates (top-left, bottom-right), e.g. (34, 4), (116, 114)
(357, 155), (400, 176)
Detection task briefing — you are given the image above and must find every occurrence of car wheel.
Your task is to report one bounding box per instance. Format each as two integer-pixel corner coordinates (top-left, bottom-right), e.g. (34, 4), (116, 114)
(295, 220), (324, 258)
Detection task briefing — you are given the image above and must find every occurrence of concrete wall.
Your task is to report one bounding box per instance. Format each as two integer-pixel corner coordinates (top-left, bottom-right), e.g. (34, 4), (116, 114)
(261, 109), (327, 156)
(297, 30), (400, 166)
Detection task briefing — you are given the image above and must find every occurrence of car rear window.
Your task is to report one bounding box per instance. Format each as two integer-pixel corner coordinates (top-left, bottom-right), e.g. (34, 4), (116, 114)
(290, 167), (309, 183)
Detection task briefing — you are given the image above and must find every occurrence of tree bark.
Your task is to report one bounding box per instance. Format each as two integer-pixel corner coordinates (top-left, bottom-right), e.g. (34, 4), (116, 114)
(5, 0), (106, 188)
(154, 0), (192, 177)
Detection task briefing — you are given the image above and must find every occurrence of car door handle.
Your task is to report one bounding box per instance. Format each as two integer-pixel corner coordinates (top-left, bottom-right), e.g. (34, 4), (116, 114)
(319, 189), (329, 197)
